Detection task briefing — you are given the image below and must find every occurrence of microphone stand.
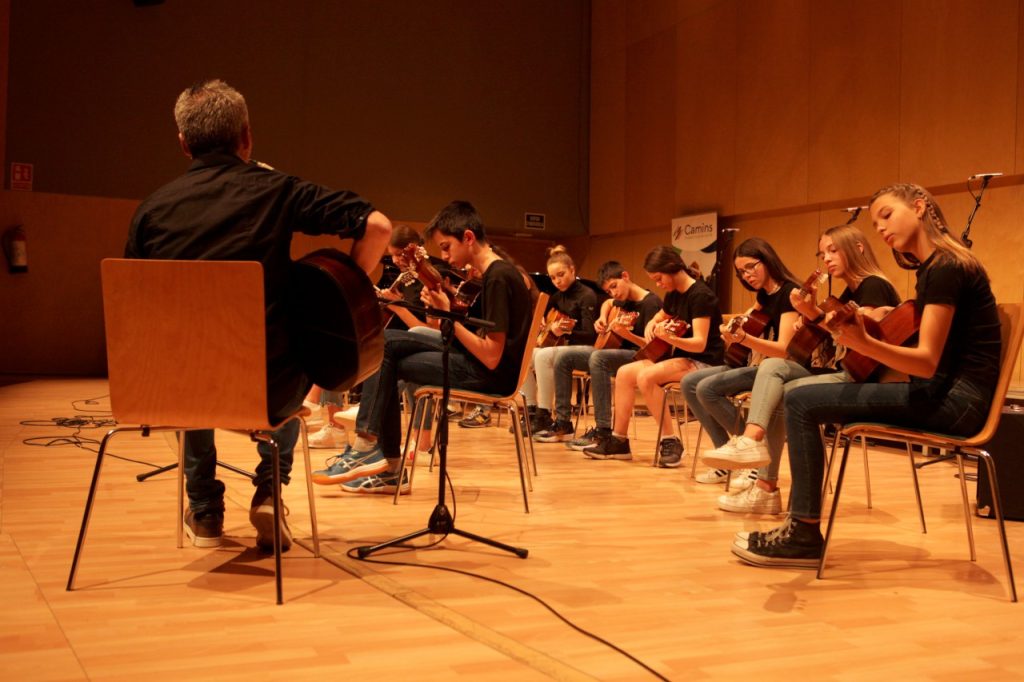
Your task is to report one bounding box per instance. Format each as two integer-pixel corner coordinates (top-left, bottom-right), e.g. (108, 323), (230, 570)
(963, 175), (996, 250)
(356, 300), (528, 559)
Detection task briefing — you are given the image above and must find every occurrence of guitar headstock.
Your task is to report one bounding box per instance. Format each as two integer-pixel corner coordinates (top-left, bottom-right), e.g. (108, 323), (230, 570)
(724, 314), (748, 334)
(800, 269), (827, 296)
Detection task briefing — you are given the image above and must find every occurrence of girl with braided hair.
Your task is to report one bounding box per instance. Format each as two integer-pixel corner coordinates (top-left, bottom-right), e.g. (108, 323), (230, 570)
(733, 183), (1001, 568)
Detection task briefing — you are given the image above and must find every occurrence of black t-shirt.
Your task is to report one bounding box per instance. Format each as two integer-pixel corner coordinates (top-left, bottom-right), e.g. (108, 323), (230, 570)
(755, 280), (799, 340)
(914, 253), (1000, 398)
(813, 275), (902, 372)
(549, 280), (599, 345)
(839, 275), (901, 308)
(662, 281), (725, 365)
(462, 258), (532, 393)
(126, 152), (373, 416)
(612, 290), (663, 350)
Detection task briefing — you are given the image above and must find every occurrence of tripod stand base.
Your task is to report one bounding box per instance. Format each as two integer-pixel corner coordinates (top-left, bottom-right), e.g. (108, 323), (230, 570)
(136, 461), (255, 482)
(355, 503), (529, 559)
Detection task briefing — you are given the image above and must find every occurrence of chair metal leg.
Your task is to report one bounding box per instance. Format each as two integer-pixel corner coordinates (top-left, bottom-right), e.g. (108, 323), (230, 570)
(299, 418), (320, 557)
(954, 451), (977, 561)
(519, 393), (539, 477)
(509, 402), (531, 512)
(690, 426), (704, 478)
(906, 442), (927, 533)
(177, 430), (186, 548)
(975, 449), (1018, 602)
(818, 434), (853, 580)
(861, 434), (872, 510)
(653, 387), (668, 467)
(395, 395), (428, 504)
(67, 427), (127, 591)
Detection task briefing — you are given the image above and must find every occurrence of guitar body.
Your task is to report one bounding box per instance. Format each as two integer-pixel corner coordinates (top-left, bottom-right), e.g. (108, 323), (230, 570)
(594, 310), (639, 351)
(785, 269), (830, 366)
(825, 299), (920, 382)
(724, 310), (770, 367)
(537, 309), (576, 348)
(288, 249), (384, 392)
(633, 318), (689, 362)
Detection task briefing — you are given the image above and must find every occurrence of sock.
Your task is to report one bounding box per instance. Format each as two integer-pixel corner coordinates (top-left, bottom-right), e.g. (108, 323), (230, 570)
(611, 432), (627, 441)
(353, 435), (376, 451)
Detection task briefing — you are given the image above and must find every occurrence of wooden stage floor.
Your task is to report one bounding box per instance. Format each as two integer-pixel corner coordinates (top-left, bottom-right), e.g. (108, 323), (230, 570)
(1, 378), (1022, 681)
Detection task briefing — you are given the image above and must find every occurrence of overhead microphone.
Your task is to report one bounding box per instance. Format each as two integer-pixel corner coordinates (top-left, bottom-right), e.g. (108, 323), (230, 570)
(841, 205), (868, 213)
(969, 172), (1003, 180)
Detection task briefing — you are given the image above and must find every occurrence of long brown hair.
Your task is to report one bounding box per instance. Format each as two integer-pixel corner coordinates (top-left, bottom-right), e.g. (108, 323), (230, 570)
(821, 224), (890, 285)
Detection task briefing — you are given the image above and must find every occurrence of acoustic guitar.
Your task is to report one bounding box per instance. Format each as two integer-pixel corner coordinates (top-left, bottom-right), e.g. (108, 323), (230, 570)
(288, 249), (384, 392)
(723, 310), (771, 367)
(633, 317), (689, 362)
(537, 309), (577, 348)
(820, 299), (920, 382)
(405, 244), (482, 314)
(785, 270), (831, 366)
(593, 308), (640, 351)
(377, 270), (418, 328)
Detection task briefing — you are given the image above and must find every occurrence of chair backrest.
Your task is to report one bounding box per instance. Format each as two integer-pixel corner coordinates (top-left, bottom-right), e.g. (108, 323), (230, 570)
(967, 300), (1024, 445)
(101, 258), (273, 430)
(509, 293), (550, 398)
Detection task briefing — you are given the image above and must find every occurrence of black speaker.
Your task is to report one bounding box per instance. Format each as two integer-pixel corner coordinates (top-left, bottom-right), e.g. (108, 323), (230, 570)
(976, 405), (1024, 521)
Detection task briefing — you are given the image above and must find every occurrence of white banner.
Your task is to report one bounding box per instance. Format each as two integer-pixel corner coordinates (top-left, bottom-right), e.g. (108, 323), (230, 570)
(671, 211), (718, 281)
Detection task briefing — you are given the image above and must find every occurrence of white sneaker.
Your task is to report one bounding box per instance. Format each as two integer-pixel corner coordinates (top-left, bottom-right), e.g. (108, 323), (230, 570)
(302, 400), (325, 426)
(729, 468), (758, 490)
(333, 404), (360, 426)
(701, 435), (770, 469)
(307, 423), (348, 449)
(718, 484), (782, 514)
(695, 467), (730, 484)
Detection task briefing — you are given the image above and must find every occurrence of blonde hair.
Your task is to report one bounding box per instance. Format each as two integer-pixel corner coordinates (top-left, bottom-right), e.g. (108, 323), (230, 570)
(869, 183), (984, 274)
(822, 224), (889, 285)
(546, 244), (575, 270)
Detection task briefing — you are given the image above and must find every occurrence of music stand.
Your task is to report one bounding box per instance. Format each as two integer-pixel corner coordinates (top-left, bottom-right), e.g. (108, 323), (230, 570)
(356, 302), (528, 559)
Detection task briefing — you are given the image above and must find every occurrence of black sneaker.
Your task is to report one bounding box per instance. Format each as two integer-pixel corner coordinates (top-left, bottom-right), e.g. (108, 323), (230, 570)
(458, 406), (492, 428)
(533, 419), (574, 443)
(731, 517), (823, 568)
(529, 408), (552, 435)
(583, 434), (632, 460)
(566, 426), (609, 451)
(249, 487), (292, 553)
(183, 509), (223, 548)
(657, 437), (684, 468)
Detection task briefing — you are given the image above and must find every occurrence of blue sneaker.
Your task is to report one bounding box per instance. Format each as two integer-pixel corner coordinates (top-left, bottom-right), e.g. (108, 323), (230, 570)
(311, 445), (388, 485)
(340, 469), (411, 495)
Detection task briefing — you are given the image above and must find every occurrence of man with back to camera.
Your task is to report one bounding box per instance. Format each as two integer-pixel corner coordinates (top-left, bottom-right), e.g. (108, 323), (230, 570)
(126, 79), (391, 550)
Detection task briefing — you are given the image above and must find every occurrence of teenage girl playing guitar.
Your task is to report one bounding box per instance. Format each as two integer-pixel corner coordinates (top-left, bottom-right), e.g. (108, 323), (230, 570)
(733, 183), (1002, 568)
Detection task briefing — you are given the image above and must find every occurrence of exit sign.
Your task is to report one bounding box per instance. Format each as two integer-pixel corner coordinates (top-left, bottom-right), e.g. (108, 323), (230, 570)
(10, 162), (33, 191)
(524, 212), (546, 230)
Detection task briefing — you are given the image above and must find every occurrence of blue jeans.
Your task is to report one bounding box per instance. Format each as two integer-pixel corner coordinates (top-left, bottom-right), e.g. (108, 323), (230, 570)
(553, 347), (634, 427)
(184, 379), (308, 514)
(681, 365), (758, 450)
(356, 328), (500, 459)
(785, 377), (991, 519)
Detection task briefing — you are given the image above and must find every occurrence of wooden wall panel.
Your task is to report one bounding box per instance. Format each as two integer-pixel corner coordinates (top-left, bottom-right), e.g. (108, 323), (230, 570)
(590, 51), (627, 236)
(624, 28), (677, 232)
(626, 0), (678, 45)
(808, 0), (901, 202)
(591, 0), (627, 61)
(733, 0), (811, 213)
(1017, 0), (1024, 176)
(0, 192), (138, 375)
(674, 0), (738, 215)
(900, 0), (1019, 186)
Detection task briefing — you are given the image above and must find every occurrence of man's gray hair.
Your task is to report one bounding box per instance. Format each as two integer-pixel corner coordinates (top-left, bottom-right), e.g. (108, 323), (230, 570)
(174, 79), (248, 156)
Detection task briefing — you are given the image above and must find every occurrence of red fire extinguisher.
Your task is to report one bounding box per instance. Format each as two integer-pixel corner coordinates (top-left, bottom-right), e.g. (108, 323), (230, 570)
(3, 226), (28, 274)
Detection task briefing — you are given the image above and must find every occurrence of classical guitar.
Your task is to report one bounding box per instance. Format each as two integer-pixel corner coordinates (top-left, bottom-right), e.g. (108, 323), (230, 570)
(377, 270), (418, 328)
(288, 248), (384, 392)
(405, 244), (482, 314)
(594, 308), (640, 351)
(633, 317), (689, 362)
(785, 270), (831, 366)
(537, 308), (577, 348)
(820, 298), (920, 382)
(723, 310), (771, 367)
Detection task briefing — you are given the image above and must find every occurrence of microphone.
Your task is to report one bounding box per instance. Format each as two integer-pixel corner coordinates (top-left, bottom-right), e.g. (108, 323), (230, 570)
(841, 206), (868, 213)
(969, 172), (1003, 180)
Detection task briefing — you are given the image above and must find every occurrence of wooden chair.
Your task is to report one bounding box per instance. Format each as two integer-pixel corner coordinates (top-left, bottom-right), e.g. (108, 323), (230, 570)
(66, 259), (321, 605)
(398, 293), (550, 511)
(820, 300), (1024, 601)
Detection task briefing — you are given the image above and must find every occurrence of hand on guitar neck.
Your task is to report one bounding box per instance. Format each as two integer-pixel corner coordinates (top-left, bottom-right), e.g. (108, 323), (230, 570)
(594, 309), (640, 351)
(537, 309), (577, 348)
(722, 310), (770, 367)
(633, 317), (688, 362)
(785, 269), (831, 365)
(820, 298), (920, 382)
(404, 243), (482, 315)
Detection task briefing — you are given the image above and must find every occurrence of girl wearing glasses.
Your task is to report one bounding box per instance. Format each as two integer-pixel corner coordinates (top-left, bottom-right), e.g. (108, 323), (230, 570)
(682, 237), (801, 481)
(734, 183), (1000, 567)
